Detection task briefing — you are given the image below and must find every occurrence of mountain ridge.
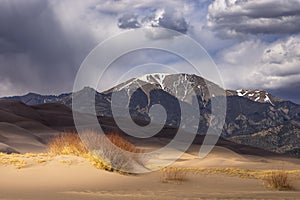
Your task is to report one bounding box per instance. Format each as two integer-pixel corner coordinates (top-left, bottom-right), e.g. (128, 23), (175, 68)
(1, 73), (299, 156)
(1, 73), (290, 106)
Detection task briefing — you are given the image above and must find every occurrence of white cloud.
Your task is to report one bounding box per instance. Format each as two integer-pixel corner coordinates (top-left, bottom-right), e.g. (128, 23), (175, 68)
(218, 35), (300, 91)
(116, 6), (189, 34)
(95, 0), (192, 15)
(207, 0), (300, 37)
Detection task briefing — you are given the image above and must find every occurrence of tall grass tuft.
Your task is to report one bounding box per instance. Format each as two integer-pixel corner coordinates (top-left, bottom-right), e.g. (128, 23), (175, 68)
(81, 130), (146, 173)
(48, 130), (146, 173)
(264, 171), (293, 190)
(47, 132), (88, 156)
(160, 167), (188, 183)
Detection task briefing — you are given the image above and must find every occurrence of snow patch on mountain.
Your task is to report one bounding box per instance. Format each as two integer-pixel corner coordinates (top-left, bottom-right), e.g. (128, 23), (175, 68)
(136, 73), (169, 89)
(234, 89), (274, 105)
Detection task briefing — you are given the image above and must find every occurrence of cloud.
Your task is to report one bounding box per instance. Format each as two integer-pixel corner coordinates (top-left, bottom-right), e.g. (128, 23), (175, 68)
(118, 13), (141, 29)
(156, 8), (188, 33)
(261, 36), (300, 76)
(0, 0), (299, 104)
(95, 0), (191, 15)
(207, 0), (300, 37)
(0, 0), (197, 97)
(117, 8), (189, 34)
(0, 0), (120, 96)
(218, 35), (300, 102)
(0, 0), (213, 97)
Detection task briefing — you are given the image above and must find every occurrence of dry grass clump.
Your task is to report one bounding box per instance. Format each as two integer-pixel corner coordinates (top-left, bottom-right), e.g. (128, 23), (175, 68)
(81, 130), (146, 173)
(0, 153), (52, 169)
(47, 132), (88, 156)
(160, 167), (188, 183)
(0, 153), (27, 169)
(157, 167), (300, 180)
(158, 167), (300, 186)
(264, 171), (293, 190)
(46, 130), (146, 173)
(47, 131), (112, 171)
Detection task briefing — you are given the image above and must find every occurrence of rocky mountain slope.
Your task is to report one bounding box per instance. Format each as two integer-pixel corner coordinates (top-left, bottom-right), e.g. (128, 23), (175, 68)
(1, 73), (300, 156)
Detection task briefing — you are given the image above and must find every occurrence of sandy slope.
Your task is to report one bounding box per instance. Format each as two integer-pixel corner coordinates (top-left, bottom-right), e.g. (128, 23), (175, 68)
(0, 145), (299, 200)
(0, 101), (95, 153)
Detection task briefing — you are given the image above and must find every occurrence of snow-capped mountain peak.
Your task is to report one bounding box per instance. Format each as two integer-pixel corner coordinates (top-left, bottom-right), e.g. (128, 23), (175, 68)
(232, 89), (275, 105)
(107, 73), (279, 106)
(136, 73), (169, 90)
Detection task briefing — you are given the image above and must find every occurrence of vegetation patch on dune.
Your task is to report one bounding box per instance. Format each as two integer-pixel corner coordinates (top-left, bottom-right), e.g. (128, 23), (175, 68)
(161, 167), (188, 183)
(160, 167), (300, 188)
(264, 171), (293, 190)
(81, 130), (146, 173)
(160, 167), (300, 179)
(0, 131), (146, 173)
(47, 130), (145, 173)
(0, 153), (27, 169)
(47, 132), (88, 156)
(0, 153), (51, 169)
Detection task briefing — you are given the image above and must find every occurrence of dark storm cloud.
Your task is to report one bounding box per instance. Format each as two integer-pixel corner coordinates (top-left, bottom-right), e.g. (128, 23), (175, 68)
(118, 8), (189, 34)
(207, 0), (300, 37)
(0, 0), (191, 97)
(0, 0), (97, 96)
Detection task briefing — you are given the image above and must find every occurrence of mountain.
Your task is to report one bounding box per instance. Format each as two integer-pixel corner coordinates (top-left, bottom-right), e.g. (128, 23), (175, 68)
(104, 74), (300, 155)
(1, 73), (300, 156)
(105, 73), (225, 103)
(0, 92), (70, 105)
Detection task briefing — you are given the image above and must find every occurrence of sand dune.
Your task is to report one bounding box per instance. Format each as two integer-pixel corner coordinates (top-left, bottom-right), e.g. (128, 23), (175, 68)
(0, 100), (299, 199)
(0, 142), (18, 154)
(0, 145), (299, 200)
(0, 100), (43, 122)
(0, 122), (46, 153)
(0, 101), (72, 153)
(173, 145), (300, 170)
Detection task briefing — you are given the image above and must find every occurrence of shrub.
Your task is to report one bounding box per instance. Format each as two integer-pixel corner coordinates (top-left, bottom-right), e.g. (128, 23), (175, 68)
(47, 130), (146, 173)
(47, 132), (88, 156)
(264, 171), (293, 190)
(79, 130), (146, 173)
(161, 167), (188, 183)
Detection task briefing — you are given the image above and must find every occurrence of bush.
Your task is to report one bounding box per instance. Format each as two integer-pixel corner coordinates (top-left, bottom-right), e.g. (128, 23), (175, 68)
(80, 130), (146, 173)
(161, 168), (188, 183)
(47, 132), (88, 156)
(47, 130), (146, 173)
(264, 171), (293, 190)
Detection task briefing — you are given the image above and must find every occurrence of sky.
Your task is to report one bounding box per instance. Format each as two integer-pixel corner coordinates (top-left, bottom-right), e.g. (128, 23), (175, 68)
(0, 0), (300, 103)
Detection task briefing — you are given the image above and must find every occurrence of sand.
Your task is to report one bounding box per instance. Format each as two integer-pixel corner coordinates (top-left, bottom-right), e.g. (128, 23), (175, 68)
(0, 144), (299, 200)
